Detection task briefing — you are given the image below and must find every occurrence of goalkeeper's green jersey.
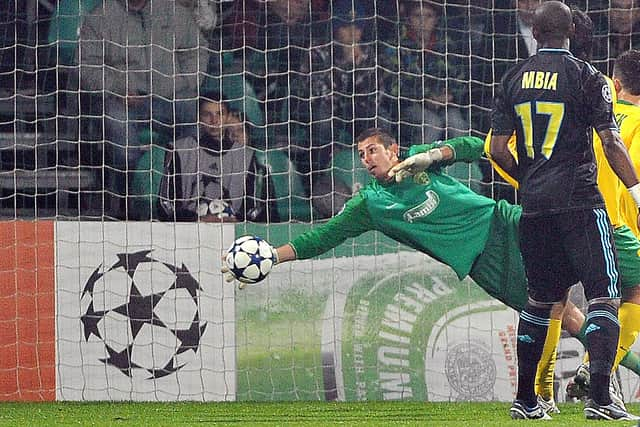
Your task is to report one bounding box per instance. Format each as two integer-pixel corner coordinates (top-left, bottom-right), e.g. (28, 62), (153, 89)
(290, 136), (495, 279)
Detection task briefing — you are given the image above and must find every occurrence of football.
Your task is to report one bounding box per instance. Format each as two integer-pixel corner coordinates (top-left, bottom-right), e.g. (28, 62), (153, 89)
(225, 235), (275, 284)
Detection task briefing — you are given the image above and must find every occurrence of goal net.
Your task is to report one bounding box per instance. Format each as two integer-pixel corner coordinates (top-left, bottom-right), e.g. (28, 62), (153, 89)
(1, 0), (639, 403)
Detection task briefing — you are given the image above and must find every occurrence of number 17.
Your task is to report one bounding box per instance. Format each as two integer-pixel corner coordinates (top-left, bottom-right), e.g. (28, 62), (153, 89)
(514, 101), (565, 159)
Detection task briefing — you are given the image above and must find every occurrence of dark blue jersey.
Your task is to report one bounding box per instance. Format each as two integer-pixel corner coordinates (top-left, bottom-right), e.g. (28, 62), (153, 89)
(491, 48), (618, 216)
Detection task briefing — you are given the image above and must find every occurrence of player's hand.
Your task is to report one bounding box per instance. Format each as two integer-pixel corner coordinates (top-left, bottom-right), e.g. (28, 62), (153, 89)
(388, 149), (444, 182)
(221, 255), (246, 289)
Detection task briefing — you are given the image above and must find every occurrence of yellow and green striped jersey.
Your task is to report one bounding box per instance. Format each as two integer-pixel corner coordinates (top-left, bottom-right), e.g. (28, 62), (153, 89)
(617, 100), (640, 236)
(591, 77), (624, 228)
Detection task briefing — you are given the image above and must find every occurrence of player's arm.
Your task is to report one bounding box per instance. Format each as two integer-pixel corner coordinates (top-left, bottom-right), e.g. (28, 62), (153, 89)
(222, 194), (373, 286)
(484, 130), (520, 189)
(599, 128), (640, 202)
(440, 132), (520, 187)
(488, 133), (518, 179)
(409, 136), (485, 163)
(388, 136), (484, 181)
(626, 130), (640, 173)
(488, 77), (519, 179)
(588, 73), (640, 223)
(275, 192), (374, 262)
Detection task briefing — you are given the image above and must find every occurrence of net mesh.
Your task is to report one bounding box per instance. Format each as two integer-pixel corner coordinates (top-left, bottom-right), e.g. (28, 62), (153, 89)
(2, 0), (632, 220)
(1, 0), (639, 402)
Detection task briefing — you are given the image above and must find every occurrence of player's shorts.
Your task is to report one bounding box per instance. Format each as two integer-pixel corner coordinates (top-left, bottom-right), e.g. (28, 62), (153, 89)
(520, 208), (621, 304)
(613, 225), (640, 290)
(469, 200), (528, 311)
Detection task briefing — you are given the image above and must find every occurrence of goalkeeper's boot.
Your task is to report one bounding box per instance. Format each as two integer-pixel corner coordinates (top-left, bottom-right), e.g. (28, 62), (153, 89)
(609, 369), (626, 410)
(584, 398), (639, 420)
(566, 363), (590, 400)
(510, 400), (552, 420)
(537, 395), (560, 415)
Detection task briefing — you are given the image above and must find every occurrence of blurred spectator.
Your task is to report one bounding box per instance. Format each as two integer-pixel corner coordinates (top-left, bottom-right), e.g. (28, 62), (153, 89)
(444, 0), (492, 54)
(473, 0), (542, 134)
(177, 0), (219, 34)
(593, 0), (640, 75)
(290, 18), (381, 175)
(332, 0), (374, 40)
(77, 0), (209, 217)
(159, 92), (260, 222)
(331, 20), (381, 138)
(471, 0), (542, 203)
(332, 0), (401, 44)
(239, 0), (330, 125)
(380, 0), (469, 147)
(228, 0), (330, 47)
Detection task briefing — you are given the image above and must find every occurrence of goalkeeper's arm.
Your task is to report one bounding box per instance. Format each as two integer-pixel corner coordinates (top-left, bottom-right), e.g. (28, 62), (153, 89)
(409, 135), (485, 163)
(388, 136), (484, 182)
(225, 192), (373, 284)
(387, 145), (450, 182)
(275, 244), (297, 263)
(275, 192), (373, 264)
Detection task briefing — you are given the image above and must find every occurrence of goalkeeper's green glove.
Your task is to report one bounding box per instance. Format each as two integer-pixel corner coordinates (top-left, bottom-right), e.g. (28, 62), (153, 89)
(388, 148), (444, 182)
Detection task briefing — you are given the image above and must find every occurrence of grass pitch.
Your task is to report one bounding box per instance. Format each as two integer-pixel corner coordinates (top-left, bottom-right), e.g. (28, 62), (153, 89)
(2, 401), (640, 426)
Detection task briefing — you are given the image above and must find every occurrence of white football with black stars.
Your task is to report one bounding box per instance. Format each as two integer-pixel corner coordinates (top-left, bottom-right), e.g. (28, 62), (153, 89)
(225, 235), (275, 284)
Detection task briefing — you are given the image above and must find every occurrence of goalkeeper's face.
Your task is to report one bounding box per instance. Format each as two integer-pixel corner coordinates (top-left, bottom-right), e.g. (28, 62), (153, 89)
(357, 137), (400, 182)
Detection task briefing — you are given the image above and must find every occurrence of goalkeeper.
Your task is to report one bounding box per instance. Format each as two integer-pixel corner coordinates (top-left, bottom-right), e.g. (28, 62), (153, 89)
(224, 127), (638, 412)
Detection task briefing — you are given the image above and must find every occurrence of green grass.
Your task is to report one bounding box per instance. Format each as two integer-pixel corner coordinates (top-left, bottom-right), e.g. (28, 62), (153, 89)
(238, 350), (325, 401)
(1, 401), (639, 426)
(236, 288), (326, 401)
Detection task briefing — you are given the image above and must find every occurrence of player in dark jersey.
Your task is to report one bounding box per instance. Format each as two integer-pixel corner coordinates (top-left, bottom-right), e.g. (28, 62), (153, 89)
(479, 8), (640, 412)
(489, 1), (640, 421)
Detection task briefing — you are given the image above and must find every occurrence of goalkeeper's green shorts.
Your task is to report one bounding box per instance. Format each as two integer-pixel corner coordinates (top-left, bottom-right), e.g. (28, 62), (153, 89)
(469, 202), (640, 313)
(469, 200), (528, 312)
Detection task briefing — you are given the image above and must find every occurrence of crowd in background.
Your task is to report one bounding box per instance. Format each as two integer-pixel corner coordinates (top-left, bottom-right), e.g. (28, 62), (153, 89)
(0, 0), (638, 221)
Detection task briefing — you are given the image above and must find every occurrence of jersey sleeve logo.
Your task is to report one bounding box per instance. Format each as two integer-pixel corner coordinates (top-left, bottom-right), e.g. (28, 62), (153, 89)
(602, 84), (613, 104)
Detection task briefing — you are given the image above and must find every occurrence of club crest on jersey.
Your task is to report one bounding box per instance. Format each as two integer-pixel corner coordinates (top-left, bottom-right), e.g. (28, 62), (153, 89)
(602, 84), (613, 104)
(403, 190), (440, 223)
(413, 172), (430, 185)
